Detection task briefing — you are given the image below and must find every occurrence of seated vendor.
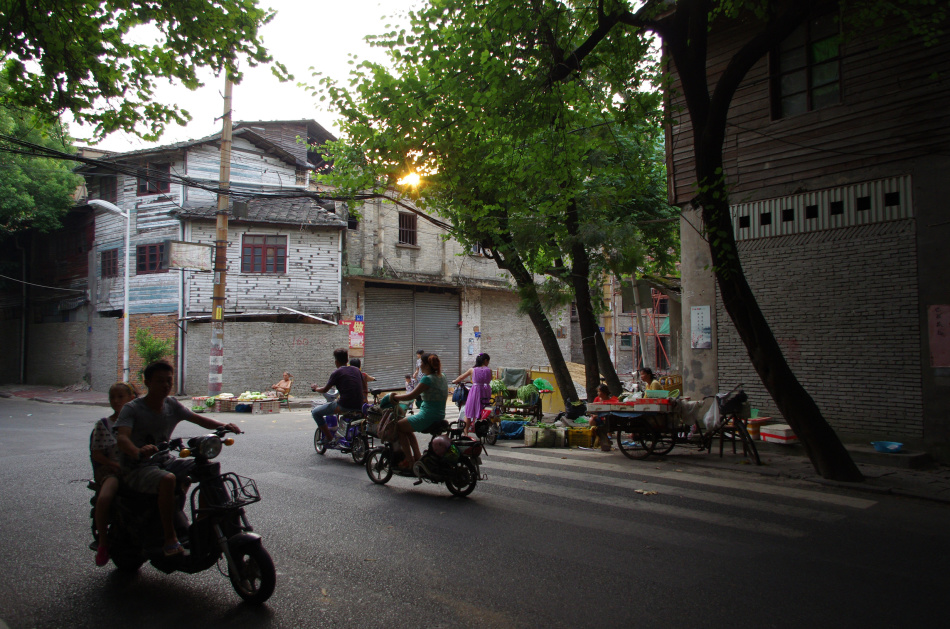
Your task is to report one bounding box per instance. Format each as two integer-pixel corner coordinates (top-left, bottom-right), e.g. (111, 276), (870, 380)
(271, 372), (293, 398)
(591, 384), (619, 451)
(639, 367), (663, 391)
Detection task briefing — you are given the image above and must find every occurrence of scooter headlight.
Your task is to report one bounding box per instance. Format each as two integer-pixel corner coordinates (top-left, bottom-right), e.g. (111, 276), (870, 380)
(199, 436), (223, 459)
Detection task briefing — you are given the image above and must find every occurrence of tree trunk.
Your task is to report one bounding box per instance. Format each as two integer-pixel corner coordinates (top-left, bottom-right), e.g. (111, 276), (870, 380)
(594, 329), (624, 396)
(697, 160), (862, 481)
(492, 247), (579, 408)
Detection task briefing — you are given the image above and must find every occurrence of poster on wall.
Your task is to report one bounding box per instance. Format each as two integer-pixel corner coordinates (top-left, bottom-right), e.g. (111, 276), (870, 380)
(690, 306), (712, 349)
(342, 319), (365, 358)
(928, 305), (950, 367)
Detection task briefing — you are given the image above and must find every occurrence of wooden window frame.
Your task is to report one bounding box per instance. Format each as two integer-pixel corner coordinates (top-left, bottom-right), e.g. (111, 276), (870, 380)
(241, 234), (288, 274)
(136, 162), (171, 196)
(769, 10), (841, 120)
(101, 248), (119, 278)
(136, 243), (167, 274)
(397, 212), (418, 246)
(99, 176), (117, 203)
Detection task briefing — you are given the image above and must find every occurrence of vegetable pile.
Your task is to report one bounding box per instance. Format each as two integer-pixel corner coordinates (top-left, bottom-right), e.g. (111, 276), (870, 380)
(516, 383), (539, 402)
(490, 379), (508, 394)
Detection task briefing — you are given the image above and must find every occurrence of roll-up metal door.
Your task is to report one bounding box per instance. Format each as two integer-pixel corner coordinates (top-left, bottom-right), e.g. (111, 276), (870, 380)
(364, 287), (415, 390)
(413, 291), (461, 382)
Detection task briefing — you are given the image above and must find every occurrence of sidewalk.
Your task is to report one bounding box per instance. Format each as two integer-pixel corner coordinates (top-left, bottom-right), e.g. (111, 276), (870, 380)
(4, 384), (949, 505)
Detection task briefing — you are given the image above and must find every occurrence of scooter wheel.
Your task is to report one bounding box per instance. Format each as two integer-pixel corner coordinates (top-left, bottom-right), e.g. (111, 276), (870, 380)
(351, 435), (368, 465)
(446, 458), (478, 497)
(313, 428), (327, 455)
(365, 449), (393, 485)
(228, 543), (276, 605)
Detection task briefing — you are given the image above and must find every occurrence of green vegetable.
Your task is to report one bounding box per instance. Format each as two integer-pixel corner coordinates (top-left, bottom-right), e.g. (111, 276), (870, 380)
(204, 397), (216, 408)
(490, 379), (507, 394)
(517, 384), (539, 402)
(191, 406), (205, 413)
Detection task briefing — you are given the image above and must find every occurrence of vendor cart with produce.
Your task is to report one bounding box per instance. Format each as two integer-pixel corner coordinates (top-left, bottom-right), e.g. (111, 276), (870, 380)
(490, 369), (552, 423)
(588, 384), (760, 464)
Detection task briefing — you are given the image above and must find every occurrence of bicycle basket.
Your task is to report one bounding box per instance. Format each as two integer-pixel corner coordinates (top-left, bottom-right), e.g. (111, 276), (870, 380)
(217, 473), (261, 509)
(718, 390), (748, 416)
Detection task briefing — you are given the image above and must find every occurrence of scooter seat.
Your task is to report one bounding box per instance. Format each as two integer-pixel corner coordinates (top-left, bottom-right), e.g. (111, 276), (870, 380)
(421, 419), (449, 435)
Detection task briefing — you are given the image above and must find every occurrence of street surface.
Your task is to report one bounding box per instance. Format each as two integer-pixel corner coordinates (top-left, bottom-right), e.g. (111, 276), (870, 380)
(0, 398), (946, 628)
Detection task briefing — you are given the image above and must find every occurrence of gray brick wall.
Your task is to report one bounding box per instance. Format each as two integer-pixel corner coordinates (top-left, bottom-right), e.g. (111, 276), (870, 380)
(28, 322), (88, 385)
(89, 317), (118, 390)
(183, 321), (348, 396)
(478, 289), (570, 372)
(0, 320), (21, 382)
(716, 220), (922, 438)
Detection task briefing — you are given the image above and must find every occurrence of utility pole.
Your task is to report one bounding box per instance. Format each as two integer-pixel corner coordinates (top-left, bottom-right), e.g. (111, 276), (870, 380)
(208, 75), (233, 396)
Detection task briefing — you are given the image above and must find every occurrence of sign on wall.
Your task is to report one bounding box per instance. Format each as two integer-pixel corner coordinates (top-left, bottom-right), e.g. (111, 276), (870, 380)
(167, 240), (214, 271)
(690, 305), (712, 349)
(929, 305), (950, 367)
(342, 319), (365, 358)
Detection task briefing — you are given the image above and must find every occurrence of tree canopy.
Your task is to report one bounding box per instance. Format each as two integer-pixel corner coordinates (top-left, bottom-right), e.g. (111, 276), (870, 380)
(0, 0), (287, 141)
(0, 78), (81, 236)
(317, 0), (678, 401)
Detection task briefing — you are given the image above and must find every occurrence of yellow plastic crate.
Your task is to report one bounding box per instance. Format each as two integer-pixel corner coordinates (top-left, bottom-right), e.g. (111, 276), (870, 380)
(567, 427), (594, 448)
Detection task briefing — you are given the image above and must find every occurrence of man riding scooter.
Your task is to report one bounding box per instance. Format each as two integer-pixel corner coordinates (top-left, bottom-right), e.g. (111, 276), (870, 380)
(310, 348), (366, 446)
(115, 360), (241, 557)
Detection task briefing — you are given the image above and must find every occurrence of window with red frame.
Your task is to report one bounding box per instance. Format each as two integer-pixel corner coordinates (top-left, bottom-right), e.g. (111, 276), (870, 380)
(99, 176), (117, 203)
(136, 243), (166, 274)
(241, 235), (287, 273)
(137, 163), (171, 195)
(101, 248), (119, 278)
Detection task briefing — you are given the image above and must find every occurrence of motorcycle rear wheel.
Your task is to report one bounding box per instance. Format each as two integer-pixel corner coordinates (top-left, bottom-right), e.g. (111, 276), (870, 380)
(446, 458), (478, 497)
(228, 544), (276, 605)
(313, 428), (327, 455)
(110, 548), (145, 572)
(485, 422), (499, 446)
(365, 450), (393, 485)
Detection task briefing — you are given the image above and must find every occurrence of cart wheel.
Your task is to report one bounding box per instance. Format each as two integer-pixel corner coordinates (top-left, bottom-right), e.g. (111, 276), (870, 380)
(485, 422), (499, 446)
(651, 432), (676, 456)
(616, 429), (654, 460)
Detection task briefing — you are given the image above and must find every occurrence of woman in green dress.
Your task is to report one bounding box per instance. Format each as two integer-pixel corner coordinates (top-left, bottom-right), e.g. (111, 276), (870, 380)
(391, 352), (448, 470)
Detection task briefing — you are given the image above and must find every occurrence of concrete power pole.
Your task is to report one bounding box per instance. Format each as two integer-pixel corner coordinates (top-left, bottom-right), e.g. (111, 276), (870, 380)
(208, 76), (234, 396)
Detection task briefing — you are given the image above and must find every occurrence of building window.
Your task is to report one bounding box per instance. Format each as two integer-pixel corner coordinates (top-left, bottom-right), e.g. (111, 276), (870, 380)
(137, 163), (171, 196)
(241, 235), (287, 273)
(398, 212), (417, 246)
(295, 168), (307, 186)
(99, 176), (117, 203)
(347, 215), (360, 230)
(470, 242), (485, 256)
(101, 248), (119, 278)
(136, 243), (166, 274)
(770, 11), (841, 119)
(620, 335), (633, 349)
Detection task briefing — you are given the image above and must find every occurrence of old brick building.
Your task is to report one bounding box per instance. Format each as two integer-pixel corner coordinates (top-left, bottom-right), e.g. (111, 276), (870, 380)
(672, 9), (950, 453)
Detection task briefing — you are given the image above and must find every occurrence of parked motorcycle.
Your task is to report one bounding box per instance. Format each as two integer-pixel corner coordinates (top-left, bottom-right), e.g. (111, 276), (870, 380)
(364, 405), (486, 496)
(312, 390), (371, 463)
(87, 427), (276, 605)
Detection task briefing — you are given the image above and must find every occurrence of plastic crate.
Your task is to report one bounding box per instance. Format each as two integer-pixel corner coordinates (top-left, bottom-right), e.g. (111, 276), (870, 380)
(567, 427), (594, 448)
(254, 399), (280, 414)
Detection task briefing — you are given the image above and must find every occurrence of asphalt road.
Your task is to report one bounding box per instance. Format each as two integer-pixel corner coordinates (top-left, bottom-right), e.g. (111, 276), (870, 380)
(0, 398), (947, 629)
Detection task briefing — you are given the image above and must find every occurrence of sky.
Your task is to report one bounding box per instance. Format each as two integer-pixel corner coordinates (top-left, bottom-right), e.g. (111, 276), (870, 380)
(87, 0), (421, 153)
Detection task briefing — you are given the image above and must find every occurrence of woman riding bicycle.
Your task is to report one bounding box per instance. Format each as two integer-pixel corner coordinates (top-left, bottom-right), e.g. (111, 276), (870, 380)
(389, 352), (448, 470)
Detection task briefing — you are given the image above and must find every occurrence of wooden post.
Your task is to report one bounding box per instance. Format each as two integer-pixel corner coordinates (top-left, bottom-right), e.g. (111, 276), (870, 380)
(208, 76), (233, 396)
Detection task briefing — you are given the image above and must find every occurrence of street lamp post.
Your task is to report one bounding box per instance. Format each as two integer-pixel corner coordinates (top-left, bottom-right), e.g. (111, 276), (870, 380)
(89, 199), (131, 383)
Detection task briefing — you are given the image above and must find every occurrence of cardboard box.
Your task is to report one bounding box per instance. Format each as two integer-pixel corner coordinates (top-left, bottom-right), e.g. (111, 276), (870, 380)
(760, 424), (797, 444)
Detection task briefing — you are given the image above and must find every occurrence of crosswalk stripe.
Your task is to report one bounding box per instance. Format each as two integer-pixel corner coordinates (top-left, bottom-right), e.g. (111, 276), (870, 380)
(488, 474), (806, 538)
(487, 459), (846, 523)
(486, 449), (877, 509)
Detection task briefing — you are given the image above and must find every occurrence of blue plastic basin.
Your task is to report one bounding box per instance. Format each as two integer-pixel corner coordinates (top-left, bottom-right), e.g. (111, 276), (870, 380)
(870, 441), (903, 454)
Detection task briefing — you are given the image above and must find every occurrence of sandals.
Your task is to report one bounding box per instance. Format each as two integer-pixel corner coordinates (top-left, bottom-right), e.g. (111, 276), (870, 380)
(163, 541), (186, 557)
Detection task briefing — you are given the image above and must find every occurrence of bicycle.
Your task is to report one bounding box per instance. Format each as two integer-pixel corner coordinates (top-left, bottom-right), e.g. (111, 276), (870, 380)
(700, 383), (761, 465)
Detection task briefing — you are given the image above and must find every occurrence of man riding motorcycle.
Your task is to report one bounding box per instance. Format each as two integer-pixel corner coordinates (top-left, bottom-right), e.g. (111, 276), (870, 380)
(115, 360), (240, 557)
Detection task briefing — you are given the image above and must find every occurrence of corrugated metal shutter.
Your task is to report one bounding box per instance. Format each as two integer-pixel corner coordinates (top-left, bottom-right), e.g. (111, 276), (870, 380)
(364, 287), (415, 390)
(414, 291), (461, 382)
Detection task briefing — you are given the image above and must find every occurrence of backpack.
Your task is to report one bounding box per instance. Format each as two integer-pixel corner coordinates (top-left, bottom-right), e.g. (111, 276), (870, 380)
(376, 409), (400, 443)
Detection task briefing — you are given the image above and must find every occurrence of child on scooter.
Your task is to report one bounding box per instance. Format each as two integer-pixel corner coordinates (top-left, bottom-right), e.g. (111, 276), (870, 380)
(90, 381), (138, 566)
